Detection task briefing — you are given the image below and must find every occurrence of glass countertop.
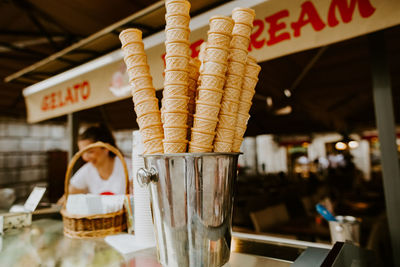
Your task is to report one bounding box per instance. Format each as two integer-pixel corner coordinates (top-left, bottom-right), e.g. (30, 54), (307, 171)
(0, 219), (293, 267)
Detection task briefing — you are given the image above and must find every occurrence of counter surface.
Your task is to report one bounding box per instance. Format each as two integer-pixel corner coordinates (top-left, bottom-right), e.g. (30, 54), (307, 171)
(0, 219), (291, 267)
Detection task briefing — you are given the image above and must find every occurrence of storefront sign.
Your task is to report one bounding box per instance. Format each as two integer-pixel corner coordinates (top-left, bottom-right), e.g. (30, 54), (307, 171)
(24, 0), (400, 123)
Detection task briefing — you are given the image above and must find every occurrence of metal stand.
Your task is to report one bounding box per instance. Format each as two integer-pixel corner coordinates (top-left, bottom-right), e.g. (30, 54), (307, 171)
(67, 113), (79, 160)
(369, 31), (400, 267)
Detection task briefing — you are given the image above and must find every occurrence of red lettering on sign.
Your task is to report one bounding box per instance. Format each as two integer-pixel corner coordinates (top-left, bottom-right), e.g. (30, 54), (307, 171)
(50, 92), (56, 110)
(41, 96), (49, 111)
(249, 19), (266, 51)
(65, 87), (74, 104)
(73, 84), (80, 102)
(328, 0), (376, 27)
(40, 81), (91, 112)
(265, 10), (291, 46)
(291, 1), (326, 37)
(81, 81), (90, 100)
(57, 91), (65, 107)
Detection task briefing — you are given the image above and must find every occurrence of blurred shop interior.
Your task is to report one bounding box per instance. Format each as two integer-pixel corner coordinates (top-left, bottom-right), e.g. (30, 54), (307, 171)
(0, 0), (399, 266)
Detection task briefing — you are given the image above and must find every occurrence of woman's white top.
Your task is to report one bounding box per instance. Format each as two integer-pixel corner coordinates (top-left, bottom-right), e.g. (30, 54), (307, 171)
(70, 157), (131, 194)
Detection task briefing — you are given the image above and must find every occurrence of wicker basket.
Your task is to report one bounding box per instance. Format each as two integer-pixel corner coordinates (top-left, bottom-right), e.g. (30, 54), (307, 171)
(60, 141), (129, 239)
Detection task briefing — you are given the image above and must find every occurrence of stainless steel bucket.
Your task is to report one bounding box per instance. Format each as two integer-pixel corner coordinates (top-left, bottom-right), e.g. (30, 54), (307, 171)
(137, 152), (240, 267)
(328, 216), (360, 245)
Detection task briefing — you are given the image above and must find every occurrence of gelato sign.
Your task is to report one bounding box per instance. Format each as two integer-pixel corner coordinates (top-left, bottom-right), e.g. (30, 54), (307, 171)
(24, 0), (400, 123)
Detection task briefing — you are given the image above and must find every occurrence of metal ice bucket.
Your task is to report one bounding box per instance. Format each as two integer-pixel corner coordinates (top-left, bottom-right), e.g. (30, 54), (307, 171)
(137, 152), (240, 267)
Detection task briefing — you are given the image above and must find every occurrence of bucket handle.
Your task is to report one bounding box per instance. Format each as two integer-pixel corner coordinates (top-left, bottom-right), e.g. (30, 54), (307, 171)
(137, 167), (158, 186)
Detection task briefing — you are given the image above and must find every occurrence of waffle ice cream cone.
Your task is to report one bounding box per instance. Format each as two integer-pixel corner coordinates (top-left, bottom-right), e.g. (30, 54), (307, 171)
(220, 98), (240, 114)
(235, 124), (247, 138)
(237, 99), (252, 115)
(231, 137), (243, 153)
(202, 61), (228, 76)
(163, 83), (188, 97)
(232, 7), (256, 27)
(196, 88), (224, 103)
(244, 65), (262, 79)
(209, 16), (234, 36)
(164, 70), (189, 83)
(163, 111), (188, 127)
(247, 55), (257, 64)
(192, 115), (218, 133)
(230, 35), (251, 51)
(165, 40), (190, 58)
(165, 14), (190, 28)
(214, 141), (233, 152)
(240, 88), (256, 102)
(188, 142), (213, 153)
(191, 129), (215, 145)
(144, 137), (164, 154)
(242, 76), (258, 91)
(127, 64), (150, 79)
(232, 112), (251, 152)
(165, 55), (190, 70)
(223, 87), (241, 101)
(165, 0), (190, 16)
(232, 23), (252, 37)
(132, 89), (156, 104)
(228, 48), (247, 62)
(124, 53), (148, 69)
(165, 26), (190, 42)
(130, 75), (153, 89)
(195, 100), (221, 118)
(120, 28), (163, 154)
(227, 61), (245, 76)
(140, 125), (164, 140)
(189, 57), (201, 75)
(121, 43), (145, 57)
(164, 126), (188, 140)
(199, 42), (207, 62)
(189, 19), (233, 152)
(218, 113), (237, 128)
(162, 96), (189, 111)
(134, 97), (159, 115)
(205, 46), (229, 62)
(119, 28), (142, 47)
(207, 31), (232, 48)
(215, 127), (235, 141)
(236, 112), (250, 127)
(232, 55), (261, 151)
(199, 74), (226, 89)
(225, 73), (243, 88)
(163, 140), (188, 153)
(137, 111), (162, 129)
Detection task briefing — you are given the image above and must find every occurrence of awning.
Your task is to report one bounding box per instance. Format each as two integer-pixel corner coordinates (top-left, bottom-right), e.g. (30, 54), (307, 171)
(23, 0), (400, 123)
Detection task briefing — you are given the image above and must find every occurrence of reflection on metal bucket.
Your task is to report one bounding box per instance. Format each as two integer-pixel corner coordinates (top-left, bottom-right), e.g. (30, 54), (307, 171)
(137, 152), (239, 267)
(328, 216), (360, 245)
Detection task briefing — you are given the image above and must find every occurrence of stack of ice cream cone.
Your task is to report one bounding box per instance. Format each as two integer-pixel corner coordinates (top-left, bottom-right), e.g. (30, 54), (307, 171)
(232, 55), (261, 152)
(189, 16), (234, 153)
(187, 57), (201, 138)
(214, 7), (255, 152)
(120, 6), (261, 155)
(119, 29), (164, 154)
(162, 0), (191, 153)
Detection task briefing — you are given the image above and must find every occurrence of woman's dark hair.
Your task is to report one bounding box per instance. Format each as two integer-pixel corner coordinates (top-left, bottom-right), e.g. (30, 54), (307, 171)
(78, 125), (117, 157)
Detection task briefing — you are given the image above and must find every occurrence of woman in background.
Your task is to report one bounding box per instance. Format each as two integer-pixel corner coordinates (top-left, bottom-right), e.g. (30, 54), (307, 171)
(68, 125), (131, 195)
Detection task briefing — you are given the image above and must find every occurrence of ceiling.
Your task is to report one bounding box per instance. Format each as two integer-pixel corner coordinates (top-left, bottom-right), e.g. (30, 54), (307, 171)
(0, 0), (229, 115)
(1, 0), (399, 136)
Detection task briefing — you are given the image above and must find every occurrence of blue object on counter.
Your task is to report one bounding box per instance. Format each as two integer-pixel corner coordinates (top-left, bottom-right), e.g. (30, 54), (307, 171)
(316, 203), (337, 222)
